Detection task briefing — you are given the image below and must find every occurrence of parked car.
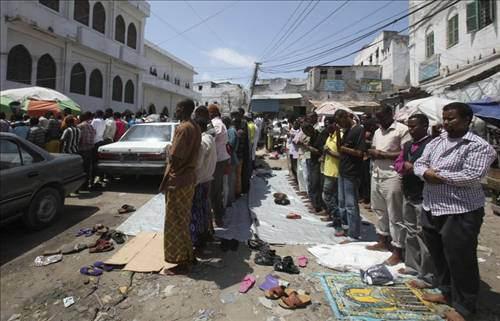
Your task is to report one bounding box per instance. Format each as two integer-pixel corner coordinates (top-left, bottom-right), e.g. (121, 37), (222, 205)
(97, 122), (177, 176)
(0, 133), (86, 229)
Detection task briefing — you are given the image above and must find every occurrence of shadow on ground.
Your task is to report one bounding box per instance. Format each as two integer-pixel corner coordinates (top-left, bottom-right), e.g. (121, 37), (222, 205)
(474, 280), (500, 321)
(0, 204), (99, 265)
(99, 176), (162, 194)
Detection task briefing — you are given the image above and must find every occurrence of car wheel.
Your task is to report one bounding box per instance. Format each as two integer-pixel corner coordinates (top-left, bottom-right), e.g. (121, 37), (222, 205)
(23, 187), (63, 230)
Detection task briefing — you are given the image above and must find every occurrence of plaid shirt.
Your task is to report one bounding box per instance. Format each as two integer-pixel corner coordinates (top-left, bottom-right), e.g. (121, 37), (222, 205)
(414, 131), (497, 215)
(28, 126), (47, 148)
(77, 121), (96, 151)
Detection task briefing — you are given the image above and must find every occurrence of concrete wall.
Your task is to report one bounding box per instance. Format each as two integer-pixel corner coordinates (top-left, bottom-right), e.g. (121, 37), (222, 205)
(408, 0), (500, 86)
(193, 82), (247, 114)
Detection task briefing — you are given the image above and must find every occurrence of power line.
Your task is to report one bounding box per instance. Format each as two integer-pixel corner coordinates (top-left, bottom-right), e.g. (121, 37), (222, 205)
(184, 1), (229, 48)
(265, 0), (350, 61)
(258, 1), (305, 61)
(261, 0), (438, 71)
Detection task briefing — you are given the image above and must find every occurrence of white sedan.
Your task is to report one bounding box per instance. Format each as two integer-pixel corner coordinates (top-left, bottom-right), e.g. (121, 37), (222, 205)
(97, 122), (177, 176)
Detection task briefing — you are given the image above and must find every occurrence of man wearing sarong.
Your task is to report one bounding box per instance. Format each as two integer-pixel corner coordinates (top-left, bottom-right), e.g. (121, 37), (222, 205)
(160, 99), (201, 274)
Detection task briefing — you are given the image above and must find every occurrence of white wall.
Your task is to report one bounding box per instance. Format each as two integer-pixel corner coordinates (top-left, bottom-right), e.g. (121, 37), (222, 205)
(408, 0), (500, 86)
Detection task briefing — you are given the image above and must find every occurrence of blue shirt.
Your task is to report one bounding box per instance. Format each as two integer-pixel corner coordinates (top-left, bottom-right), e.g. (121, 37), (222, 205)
(227, 127), (239, 166)
(11, 121), (29, 139)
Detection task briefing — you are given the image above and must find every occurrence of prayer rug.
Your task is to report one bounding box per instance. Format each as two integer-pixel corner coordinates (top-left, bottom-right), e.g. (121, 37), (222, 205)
(317, 272), (444, 321)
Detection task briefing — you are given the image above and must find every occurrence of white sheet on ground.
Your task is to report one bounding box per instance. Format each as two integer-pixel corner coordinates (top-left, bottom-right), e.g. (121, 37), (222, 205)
(117, 192), (252, 241)
(249, 170), (343, 245)
(308, 242), (398, 272)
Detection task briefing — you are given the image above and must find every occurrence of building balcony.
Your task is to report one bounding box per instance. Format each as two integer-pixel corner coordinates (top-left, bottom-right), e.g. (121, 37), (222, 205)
(77, 26), (120, 58)
(143, 75), (201, 100)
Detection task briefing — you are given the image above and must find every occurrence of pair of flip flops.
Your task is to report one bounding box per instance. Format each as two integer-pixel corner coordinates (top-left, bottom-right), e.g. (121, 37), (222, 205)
(265, 287), (311, 309)
(80, 261), (114, 276)
(76, 228), (95, 237)
(254, 248), (281, 266)
(274, 256), (300, 274)
(89, 239), (114, 253)
(118, 204), (136, 214)
(273, 193), (290, 206)
(239, 275), (256, 293)
(99, 230), (127, 244)
(286, 212), (301, 219)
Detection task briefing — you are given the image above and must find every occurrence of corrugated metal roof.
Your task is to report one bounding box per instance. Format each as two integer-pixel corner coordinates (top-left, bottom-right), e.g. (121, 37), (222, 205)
(311, 100), (380, 111)
(250, 99), (280, 113)
(251, 93), (302, 100)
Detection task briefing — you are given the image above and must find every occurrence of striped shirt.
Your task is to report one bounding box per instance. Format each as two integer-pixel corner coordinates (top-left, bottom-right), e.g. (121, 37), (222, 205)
(414, 131), (497, 216)
(61, 127), (81, 154)
(28, 126), (47, 148)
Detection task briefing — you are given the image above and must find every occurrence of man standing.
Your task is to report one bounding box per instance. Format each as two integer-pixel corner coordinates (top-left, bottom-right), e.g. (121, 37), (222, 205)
(27, 117), (46, 148)
(45, 113), (61, 152)
(393, 114), (434, 283)
(0, 112), (10, 132)
(367, 106), (410, 265)
(60, 116), (80, 154)
(238, 107), (251, 194)
(301, 122), (323, 212)
(103, 108), (116, 144)
(335, 110), (366, 240)
(78, 112), (96, 190)
(11, 114), (29, 139)
(321, 117), (341, 226)
(160, 99), (201, 274)
(113, 112), (127, 141)
(413, 103), (496, 321)
(208, 104), (230, 227)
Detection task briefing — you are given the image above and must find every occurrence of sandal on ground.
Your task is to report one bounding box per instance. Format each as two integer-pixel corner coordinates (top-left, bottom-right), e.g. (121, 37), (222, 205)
(76, 228), (95, 237)
(247, 238), (268, 251)
(109, 231), (127, 244)
(93, 224), (109, 235)
(239, 274), (256, 293)
(61, 243), (88, 255)
(80, 265), (103, 276)
(255, 251), (281, 266)
(275, 198), (291, 205)
(265, 286), (286, 299)
(89, 240), (114, 253)
(273, 193), (288, 201)
(279, 290), (311, 309)
(93, 261), (114, 272)
(118, 204), (136, 214)
(286, 213), (301, 219)
(274, 256), (300, 274)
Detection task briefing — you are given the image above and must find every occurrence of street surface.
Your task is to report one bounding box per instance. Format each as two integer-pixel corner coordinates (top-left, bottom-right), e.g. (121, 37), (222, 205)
(1, 159), (500, 321)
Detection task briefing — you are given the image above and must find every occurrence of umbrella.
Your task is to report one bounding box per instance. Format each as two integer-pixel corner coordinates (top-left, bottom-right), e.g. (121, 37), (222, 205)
(0, 86), (80, 117)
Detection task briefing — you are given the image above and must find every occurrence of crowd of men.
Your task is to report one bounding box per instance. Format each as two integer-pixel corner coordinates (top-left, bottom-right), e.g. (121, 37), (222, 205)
(0, 108), (152, 189)
(284, 103), (496, 321)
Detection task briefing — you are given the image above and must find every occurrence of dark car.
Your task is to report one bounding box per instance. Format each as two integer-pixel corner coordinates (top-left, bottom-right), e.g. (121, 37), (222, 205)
(0, 133), (86, 229)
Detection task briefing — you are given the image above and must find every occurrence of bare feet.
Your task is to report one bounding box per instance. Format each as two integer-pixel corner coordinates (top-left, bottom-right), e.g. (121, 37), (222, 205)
(366, 242), (390, 252)
(408, 279), (432, 289)
(385, 252), (402, 266)
(444, 310), (466, 321)
(422, 293), (447, 304)
(334, 230), (347, 237)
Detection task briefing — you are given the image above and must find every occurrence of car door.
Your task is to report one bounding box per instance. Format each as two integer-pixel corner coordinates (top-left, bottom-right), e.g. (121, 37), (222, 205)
(0, 138), (44, 220)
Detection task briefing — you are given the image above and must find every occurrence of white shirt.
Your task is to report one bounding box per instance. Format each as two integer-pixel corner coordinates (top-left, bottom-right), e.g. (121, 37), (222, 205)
(196, 132), (217, 184)
(91, 118), (106, 143)
(103, 118), (116, 142)
(372, 121), (411, 179)
(211, 116), (230, 162)
(39, 116), (49, 129)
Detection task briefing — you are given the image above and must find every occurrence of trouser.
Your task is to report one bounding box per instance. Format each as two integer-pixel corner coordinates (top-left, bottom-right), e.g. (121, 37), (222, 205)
(371, 176), (404, 248)
(241, 153), (250, 194)
(359, 159), (371, 202)
(306, 159), (322, 209)
(210, 160), (227, 221)
(422, 208), (484, 317)
(402, 197), (434, 283)
(79, 149), (93, 188)
(290, 157), (298, 180)
(297, 158), (308, 193)
(227, 164), (237, 206)
(338, 175), (361, 238)
(93, 141), (105, 180)
(322, 175), (340, 227)
(235, 162), (242, 196)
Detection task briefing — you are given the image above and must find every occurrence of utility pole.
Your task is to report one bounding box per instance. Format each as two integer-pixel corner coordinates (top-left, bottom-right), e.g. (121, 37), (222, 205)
(249, 62), (261, 111)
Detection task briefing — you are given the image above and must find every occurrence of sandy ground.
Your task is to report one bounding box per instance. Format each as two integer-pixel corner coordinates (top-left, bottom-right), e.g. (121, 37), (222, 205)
(1, 155), (499, 321)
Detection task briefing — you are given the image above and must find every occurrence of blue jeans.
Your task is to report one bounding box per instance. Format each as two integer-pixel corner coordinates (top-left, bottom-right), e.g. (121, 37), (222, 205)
(338, 175), (361, 238)
(323, 175), (340, 227)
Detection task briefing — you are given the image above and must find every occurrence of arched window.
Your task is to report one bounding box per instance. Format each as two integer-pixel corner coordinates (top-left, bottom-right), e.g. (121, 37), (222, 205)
(112, 76), (123, 101)
(115, 15), (125, 43)
(127, 23), (137, 49)
(161, 106), (169, 117)
(89, 69), (103, 98)
(124, 80), (134, 103)
(74, 0), (90, 26)
(7, 45), (32, 84)
(36, 54), (56, 89)
(148, 104), (156, 114)
(39, 0), (59, 11)
(92, 2), (106, 34)
(70, 63), (86, 94)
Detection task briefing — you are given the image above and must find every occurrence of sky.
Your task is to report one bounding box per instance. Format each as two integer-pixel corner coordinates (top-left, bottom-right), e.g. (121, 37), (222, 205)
(145, 0), (410, 87)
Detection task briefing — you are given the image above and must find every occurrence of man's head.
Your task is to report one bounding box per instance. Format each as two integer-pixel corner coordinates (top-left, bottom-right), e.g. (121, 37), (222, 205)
(44, 111), (52, 119)
(307, 112), (318, 125)
(407, 114), (429, 141)
(105, 108), (114, 118)
(334, 109), (353, 129)
(64, 108), (72, 116)
(301, 122), (315, 137)
(222, 116), (232, 129)
(238, 107), (245, 117)
(245, 113), (254, 122)
(230, 110), (241, 122)
(23, 114), (30, 121)
(29, 117), (39, 127)
(325, 116), (337, 134)
(207, 104), (220, 120)
(442, 102), (473, 138)
(80, 111), (93, 122)
(65, 115), (75, 127)
(113, 112), (121, 120)
(95, 110), (104, 119)
(293, 119), (301, 130)
(176, 99), (195, 121)
(375, 106), (394, 129)
(195, 116), (209, 132)
(195, 105), (209, 121)
(0, 112), (5, 120)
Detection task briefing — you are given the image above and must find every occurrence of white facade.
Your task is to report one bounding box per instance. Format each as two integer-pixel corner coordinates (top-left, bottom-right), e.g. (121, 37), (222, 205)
(0, 0), (199, 113)
(193, 81), (247, 114)
(354, 31), (410, 89)
(408, 0), (500, 87)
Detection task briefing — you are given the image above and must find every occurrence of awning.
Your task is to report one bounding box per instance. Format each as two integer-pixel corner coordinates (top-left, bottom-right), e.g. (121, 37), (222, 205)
(313, 100), (380, 115)
(250, 99), (280, 113)
(251, 93), (302, 100)
(468, 98), (500, 121)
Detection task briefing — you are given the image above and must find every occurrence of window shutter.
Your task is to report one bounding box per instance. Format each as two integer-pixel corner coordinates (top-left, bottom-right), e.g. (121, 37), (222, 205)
(447, 18), (453, 47)
(466, 1), (478, 32)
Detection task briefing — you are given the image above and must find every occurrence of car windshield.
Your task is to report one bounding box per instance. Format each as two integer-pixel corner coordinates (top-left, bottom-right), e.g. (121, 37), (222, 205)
(120, 125), (173, 142)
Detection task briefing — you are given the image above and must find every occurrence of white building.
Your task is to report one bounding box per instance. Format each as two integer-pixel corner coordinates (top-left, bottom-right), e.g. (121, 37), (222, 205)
(0, 0), (199, 114)
(193, 81), (248, 114)
(354, 31), (410, 89)
(408, 0), (500, 100)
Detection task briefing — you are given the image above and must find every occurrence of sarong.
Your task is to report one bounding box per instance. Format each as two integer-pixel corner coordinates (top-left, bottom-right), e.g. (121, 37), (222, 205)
(45, 140), (60, 153)
(190, 182), (210, 247)
(164, 184), (195, 264)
